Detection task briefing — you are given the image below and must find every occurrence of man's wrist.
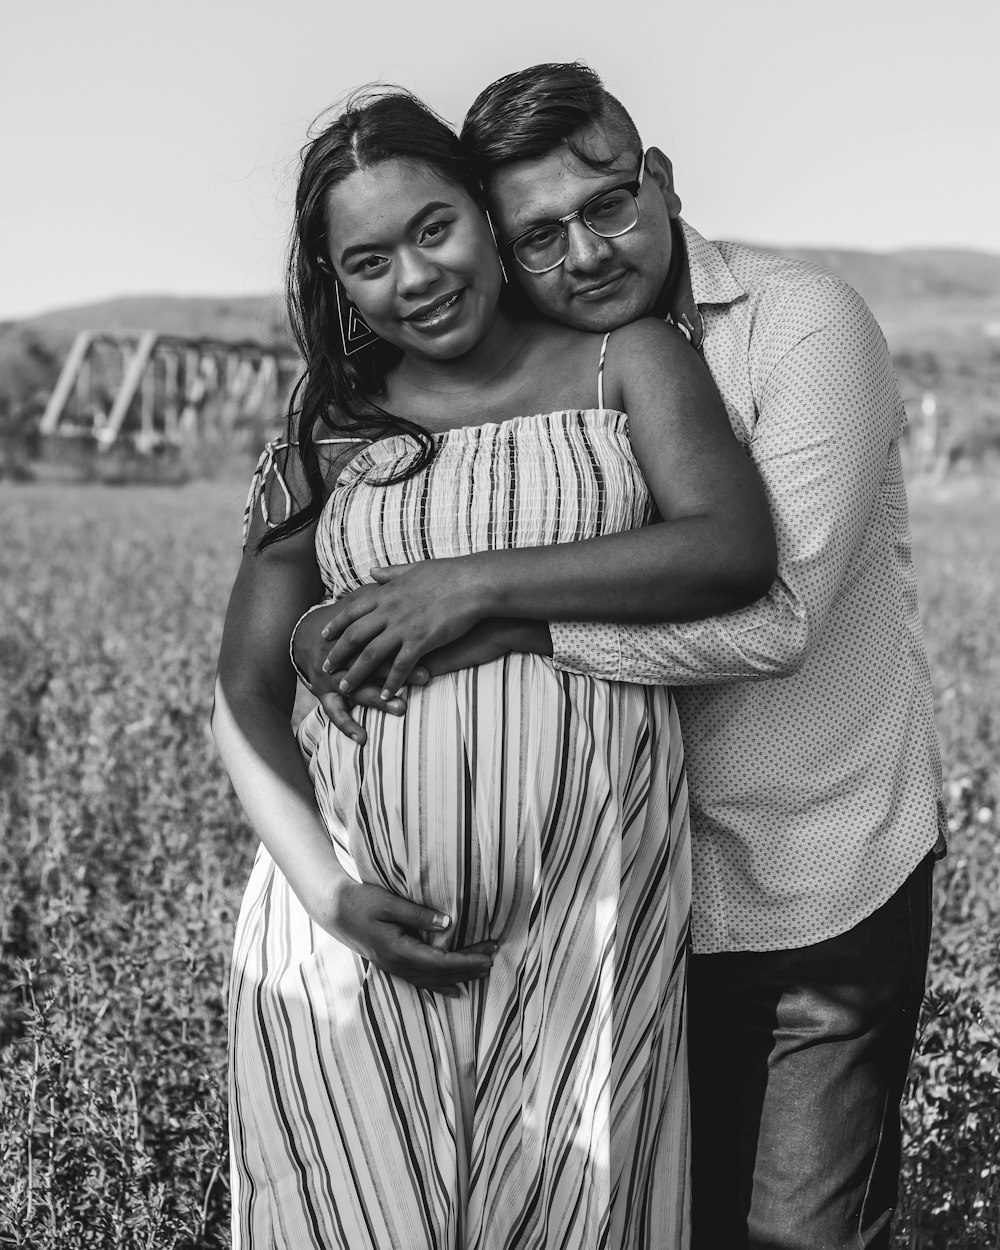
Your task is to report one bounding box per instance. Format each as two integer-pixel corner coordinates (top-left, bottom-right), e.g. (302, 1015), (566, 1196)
(461, 553), (504, 618)
(521, 619), (553, 656)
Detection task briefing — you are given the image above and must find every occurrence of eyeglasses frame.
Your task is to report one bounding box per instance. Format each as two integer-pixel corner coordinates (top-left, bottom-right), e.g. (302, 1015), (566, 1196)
(505, 153), (647, 275)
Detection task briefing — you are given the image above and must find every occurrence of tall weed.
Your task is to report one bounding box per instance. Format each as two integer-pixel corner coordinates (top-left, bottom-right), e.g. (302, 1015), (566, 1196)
(0, 479), (997, 1247)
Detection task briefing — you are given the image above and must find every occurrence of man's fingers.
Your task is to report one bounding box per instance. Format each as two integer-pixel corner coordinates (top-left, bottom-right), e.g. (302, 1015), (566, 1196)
(337, 638), (404, 694)
(321, 614), (385, 668)
(330, 676), (407, 715)
(319, 595), (377, 640)
(323, 625), (392, 683)
(376, 645), (423, 702)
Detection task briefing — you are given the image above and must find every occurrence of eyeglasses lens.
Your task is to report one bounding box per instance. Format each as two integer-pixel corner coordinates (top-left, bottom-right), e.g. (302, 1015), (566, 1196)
(513, 187), (640, 274)
(583, 189), (639, 237)
(514, 227), (565, 274)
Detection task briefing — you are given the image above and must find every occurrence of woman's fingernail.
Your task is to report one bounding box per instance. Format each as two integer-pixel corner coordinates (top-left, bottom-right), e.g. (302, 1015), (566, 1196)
(338, 678), (351, 693)
(322, 661), (330, 673)
(380, 689), (391, 701)
(433, 913), (450, 929)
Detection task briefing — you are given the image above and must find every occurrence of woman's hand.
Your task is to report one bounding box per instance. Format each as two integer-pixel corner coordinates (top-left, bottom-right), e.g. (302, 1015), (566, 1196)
(320, 558), (493, 698)
(320, 875), (498, 992)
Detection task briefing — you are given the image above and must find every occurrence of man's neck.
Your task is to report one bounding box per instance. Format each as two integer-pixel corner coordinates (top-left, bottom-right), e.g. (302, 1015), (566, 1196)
(653, 220), (704, 350)
(652, 221), (686, 319)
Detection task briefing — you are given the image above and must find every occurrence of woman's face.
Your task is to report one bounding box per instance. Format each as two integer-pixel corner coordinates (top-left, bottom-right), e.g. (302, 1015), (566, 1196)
(324, 159), (504, 362)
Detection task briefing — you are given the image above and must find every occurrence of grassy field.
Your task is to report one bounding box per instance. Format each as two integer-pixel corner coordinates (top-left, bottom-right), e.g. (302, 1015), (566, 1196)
(1, 476), (998, 1248)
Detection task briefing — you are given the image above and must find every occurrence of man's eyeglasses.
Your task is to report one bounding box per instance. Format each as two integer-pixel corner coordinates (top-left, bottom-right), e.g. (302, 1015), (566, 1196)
(506, 154), (645, 275)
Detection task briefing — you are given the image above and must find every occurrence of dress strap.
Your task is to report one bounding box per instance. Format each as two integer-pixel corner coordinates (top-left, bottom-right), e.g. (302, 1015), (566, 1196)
(242, 435), (365, 546)
(596, 331), (612, 409)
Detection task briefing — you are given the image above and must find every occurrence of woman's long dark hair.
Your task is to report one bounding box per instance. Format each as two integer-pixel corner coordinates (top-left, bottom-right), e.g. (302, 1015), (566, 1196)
(258, 87), (485, 550)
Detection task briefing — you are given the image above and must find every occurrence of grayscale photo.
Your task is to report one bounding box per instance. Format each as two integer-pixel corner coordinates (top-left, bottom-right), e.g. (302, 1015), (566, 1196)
(1, 1), (997, 1246)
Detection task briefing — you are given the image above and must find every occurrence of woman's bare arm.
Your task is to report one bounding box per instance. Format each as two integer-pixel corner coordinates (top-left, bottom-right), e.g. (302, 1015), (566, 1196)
(212, 492), (497, 986)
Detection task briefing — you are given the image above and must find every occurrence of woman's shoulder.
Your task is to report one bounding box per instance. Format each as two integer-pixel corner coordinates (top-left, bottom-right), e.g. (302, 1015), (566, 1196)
(593, 319), (710, 416)
(602, 318), (706, 396)
(519, 321), (612, 380)
(314, 426), (370, 474)
(525, 319), (606, 353)
(526, 317), (689, 366)
(604, 317), (689, 357)
(252, 414), (366, 511)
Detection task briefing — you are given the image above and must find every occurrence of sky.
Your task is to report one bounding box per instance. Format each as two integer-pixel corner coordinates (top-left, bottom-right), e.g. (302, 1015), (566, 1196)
(1, 0), (997, 321)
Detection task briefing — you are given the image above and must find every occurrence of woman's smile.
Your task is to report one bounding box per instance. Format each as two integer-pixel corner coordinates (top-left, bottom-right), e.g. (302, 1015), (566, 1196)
(403, 288), (466, 331)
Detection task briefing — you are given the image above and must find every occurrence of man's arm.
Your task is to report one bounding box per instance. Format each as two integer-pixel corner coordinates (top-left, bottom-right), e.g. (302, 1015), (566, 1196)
(295, 611), (551, 743)
(309, 321), (778, 698)
(551, 274), (904, 686)
(295, 281), (899, 704)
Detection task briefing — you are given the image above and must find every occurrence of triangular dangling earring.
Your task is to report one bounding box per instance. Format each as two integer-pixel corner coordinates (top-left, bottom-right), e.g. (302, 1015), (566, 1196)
(335, 280), (380, 355)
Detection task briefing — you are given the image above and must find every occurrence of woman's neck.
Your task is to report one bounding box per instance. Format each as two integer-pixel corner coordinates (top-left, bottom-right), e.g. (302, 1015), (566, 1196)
(389, 310), (531, 399)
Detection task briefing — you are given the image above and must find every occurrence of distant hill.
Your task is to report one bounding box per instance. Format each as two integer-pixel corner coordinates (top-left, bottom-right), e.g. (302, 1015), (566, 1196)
(752, 244), (1000, 307)
(1, 247), (998, 429)
(0, 292), (293, 350)
(740, 245), (1000, 351)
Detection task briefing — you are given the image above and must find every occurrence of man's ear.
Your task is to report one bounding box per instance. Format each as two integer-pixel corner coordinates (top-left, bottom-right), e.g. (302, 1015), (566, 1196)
(645, 147), (683, 219)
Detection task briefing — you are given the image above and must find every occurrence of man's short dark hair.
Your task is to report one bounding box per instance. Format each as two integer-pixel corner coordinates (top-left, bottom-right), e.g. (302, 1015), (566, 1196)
(460, 62), (643, 183)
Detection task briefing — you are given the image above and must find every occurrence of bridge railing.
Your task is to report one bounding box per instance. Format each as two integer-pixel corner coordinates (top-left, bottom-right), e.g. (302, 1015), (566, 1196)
(40, 331), (302, 451)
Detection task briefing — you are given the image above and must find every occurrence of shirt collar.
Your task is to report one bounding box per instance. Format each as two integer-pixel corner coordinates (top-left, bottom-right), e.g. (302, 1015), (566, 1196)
(659, 218), (746, 350)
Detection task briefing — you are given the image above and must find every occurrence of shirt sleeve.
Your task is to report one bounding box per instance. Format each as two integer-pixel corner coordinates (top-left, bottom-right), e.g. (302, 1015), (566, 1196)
(551, 273), (905, 687)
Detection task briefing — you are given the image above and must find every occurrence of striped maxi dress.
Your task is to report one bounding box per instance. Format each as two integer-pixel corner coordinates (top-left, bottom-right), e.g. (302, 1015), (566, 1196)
(230, 406), (691, 1249)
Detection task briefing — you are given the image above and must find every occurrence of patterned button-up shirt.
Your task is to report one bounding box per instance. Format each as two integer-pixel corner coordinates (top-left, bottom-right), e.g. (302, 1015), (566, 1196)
(552, 220), (946, 954)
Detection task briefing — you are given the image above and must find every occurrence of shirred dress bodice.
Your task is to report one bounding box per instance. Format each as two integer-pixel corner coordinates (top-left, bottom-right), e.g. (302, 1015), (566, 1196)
(314, 409), (651, 595)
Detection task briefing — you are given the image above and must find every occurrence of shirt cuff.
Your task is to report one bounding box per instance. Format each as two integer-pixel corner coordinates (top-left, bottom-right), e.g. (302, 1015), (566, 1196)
(549, 621), (624, 682)
(289, 602), (332, 692)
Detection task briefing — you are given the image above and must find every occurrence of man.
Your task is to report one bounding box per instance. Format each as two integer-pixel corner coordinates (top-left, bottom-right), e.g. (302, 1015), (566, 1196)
(291, 63), (944, 1248)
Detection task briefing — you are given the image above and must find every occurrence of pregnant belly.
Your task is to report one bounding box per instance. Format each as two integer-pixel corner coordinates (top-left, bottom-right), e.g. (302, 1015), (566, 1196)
(297, 655), (665, 949)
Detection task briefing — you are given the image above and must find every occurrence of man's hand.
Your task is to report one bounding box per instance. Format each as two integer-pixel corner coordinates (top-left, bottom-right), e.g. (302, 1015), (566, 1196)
(292, 598), (418, 743)
(317, 618), (553, 744)
(419, 617), (553, 676)
(319, 560), (492, 698)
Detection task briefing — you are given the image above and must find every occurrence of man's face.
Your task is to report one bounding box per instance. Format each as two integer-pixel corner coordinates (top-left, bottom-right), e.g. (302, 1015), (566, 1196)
(487, 122), (682, 333)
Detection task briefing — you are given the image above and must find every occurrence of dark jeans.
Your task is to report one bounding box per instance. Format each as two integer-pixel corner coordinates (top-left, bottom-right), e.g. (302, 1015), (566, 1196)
(688, 852), (934, 1250)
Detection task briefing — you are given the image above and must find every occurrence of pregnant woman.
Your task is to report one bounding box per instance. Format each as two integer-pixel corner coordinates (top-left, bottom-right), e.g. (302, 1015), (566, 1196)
(213, 87), (774, 1249)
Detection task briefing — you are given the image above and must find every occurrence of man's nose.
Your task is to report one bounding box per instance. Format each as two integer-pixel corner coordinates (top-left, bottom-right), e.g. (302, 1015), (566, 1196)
(562, 219), (614, 274)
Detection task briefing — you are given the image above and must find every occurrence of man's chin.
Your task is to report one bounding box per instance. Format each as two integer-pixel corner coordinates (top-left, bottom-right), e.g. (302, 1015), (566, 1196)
(560, 288), (655, 334)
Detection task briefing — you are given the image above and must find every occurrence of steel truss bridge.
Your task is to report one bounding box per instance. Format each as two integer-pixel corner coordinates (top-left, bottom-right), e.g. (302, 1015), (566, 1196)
(40, 331), (301, 451)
